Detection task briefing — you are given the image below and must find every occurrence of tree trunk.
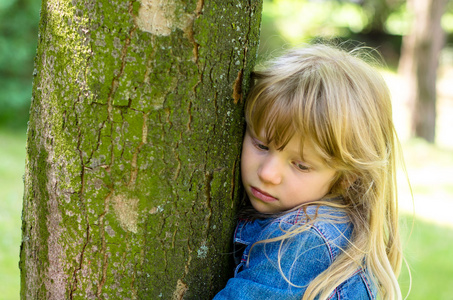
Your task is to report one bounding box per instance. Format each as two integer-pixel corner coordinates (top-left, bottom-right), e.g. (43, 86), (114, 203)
(398, 0), (447, 142)
(362, 0), (391, 33)
(20, 0), (262, 299)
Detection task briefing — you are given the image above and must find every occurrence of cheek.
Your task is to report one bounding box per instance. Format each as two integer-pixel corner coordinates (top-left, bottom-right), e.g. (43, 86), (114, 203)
(240, 145), (251, 178)
(240, 143), (260, 181)
(320, 173), (338, 193)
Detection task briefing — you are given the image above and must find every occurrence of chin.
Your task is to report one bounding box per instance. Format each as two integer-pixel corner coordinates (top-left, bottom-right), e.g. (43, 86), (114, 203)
(251, 201), (277, 214)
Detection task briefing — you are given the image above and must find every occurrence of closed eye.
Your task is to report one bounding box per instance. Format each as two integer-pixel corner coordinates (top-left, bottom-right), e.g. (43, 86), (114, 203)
(293, 161), (310, 171)
(252, 138), (269, 151)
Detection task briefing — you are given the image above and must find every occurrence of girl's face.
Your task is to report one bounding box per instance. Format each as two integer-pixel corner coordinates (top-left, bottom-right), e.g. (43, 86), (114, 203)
(241, 127), (337, 214)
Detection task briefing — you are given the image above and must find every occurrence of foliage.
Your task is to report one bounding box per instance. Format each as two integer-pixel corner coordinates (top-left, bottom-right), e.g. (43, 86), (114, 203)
(260, 0), (407, 42)
(0, 0), (40, 128)
(260, 0), (367, 51)
(258, 0), (407, 67)
(442, 0), (453, 42)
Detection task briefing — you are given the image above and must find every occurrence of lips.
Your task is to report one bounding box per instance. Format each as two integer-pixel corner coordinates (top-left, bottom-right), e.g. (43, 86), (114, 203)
(250, 187), (278, 203)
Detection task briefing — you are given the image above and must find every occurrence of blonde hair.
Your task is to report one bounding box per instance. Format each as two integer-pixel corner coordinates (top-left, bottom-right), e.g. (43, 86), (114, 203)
(244, 44), (403, 299)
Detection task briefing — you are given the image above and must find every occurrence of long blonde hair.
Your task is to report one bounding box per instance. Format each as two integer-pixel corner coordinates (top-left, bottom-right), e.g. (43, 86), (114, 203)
(244, 44), (403, 299)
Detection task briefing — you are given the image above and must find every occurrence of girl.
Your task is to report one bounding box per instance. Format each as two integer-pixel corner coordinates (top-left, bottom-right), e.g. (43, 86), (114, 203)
(214, 44), (405, 299)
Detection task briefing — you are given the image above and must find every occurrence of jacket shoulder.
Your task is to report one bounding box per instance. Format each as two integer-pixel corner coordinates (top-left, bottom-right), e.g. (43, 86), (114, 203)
(332, 269), (377, 299)
(277, 206), (354, 259)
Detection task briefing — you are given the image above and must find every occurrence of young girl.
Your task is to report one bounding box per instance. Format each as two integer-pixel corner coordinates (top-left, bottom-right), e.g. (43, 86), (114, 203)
(214, 44), (404, 299)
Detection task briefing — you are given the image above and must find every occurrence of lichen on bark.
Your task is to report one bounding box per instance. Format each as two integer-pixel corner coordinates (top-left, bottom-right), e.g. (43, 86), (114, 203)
(21, 0), (263, 299)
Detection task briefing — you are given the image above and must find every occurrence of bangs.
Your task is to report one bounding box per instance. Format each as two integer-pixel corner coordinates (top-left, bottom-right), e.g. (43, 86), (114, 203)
(244, 67), (337, 164)
(245, 80), (299, 151)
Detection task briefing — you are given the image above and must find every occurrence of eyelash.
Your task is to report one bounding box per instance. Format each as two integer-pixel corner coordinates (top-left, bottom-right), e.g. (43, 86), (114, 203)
(292, 161), (310, 171)
(252, 138), (269, 151)
(251, 137), (310, 172)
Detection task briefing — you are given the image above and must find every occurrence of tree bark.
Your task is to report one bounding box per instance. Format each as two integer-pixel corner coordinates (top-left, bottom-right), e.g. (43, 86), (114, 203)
(20, 0), (262, 299)
(398, 0), (447, 142)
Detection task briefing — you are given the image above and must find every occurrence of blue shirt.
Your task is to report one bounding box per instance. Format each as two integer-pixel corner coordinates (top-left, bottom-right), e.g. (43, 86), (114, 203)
(214, 205), (376, 299)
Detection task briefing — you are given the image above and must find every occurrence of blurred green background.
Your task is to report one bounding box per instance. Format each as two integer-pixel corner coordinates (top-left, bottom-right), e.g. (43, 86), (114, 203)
(1, 0), (453, 299)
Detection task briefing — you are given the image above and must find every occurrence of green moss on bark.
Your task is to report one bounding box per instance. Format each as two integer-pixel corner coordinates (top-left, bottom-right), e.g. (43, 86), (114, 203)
(21, 0), (263, 299)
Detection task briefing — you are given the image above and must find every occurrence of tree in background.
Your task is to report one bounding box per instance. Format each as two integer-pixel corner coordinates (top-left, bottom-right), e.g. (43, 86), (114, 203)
(361, 0), (405, 34)
(398, 0), (448, 143)
(20, 0), (262, 299)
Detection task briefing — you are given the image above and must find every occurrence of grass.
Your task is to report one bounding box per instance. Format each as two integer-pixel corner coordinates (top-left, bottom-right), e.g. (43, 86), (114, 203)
(0, 127), (26, 300)
(1, 128), (453, 299)
(399, 215), (453, 299)
(396, 139), (453, 299)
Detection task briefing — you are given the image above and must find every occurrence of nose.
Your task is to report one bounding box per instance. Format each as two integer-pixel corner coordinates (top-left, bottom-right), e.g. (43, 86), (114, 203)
(257, 156), (282, 185)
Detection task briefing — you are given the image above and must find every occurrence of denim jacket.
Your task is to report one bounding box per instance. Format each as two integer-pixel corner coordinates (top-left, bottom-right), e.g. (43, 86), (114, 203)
(214, 205), (376, 299)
